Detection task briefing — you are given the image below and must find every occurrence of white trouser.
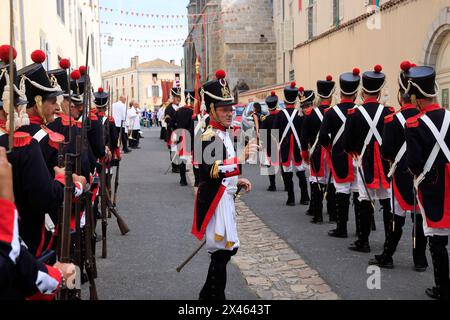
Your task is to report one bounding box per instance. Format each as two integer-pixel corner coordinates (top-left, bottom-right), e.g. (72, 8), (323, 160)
(357, 169), (390, 201)
(308, 153), (329, 185)
(206, 180), (240, 253)
(332, 165), (358, 195)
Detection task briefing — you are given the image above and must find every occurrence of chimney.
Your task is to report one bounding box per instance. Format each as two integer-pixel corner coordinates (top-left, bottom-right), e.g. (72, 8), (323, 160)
(131, 56), (139, 68)
(170, 59), (175, 65)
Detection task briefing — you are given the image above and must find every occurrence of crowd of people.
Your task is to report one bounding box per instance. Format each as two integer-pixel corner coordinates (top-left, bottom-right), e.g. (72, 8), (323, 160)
(0, 45), (129, 300)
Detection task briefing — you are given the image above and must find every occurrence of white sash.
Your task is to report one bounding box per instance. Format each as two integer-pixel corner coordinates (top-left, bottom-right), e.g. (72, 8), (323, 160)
(387, 113), (407, 178)
(102, 117), (107, 125)
(280, 109), (301, 150)
(33, 129), (48, 143)
(415, 111), (450, 189)
(358, 104), (384, 161)
(332, 105), (354, 147)
(309, 108), (324, 156)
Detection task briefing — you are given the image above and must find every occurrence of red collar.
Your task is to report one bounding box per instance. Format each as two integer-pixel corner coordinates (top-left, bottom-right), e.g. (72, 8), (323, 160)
(400, 104), (417, 111)
(98, 111), (105, 117)
(185, 105), (193, 109)
(340, 99), (355, 104)
(320, 101), (330, 106)
(363, 98), (379, 104)
(285, 104), (296, 109)
(269, 110), (278, 116)
(209, 120), (227, 132)
(29, 115), (44, 125)
(420, 104), (441, 114)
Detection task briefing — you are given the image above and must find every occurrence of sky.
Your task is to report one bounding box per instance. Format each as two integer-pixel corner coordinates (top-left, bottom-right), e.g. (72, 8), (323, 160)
(100, 0), (189, 72)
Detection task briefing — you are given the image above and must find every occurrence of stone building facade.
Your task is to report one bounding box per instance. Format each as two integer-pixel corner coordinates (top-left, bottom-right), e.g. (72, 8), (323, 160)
(184, 0), (276, 95)
(240, 0), (450, 110)
(102, 57), (185, 110)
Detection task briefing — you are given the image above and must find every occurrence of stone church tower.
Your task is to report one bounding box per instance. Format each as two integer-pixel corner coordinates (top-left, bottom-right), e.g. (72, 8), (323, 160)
(184, 0), (276, 95)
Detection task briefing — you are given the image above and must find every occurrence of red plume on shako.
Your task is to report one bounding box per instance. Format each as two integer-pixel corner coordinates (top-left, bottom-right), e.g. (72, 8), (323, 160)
(400, 61), (412, 72)
(353, 68), (360, 76)
(215, 69), (226, 79)
(98, 87), (104, 93)
(326, 75), (333, 81)
(374, 64), (383, 73)
(79, 66), (87, 75)
(70, 70), (81, 80)
(271, 91), (276, 96)
(290, 82), (296, 88)
(59, 58), (71, 70)
(298, 87), (304, 93)
(31, 50), (46, 64)
(0, 45), (17, 62)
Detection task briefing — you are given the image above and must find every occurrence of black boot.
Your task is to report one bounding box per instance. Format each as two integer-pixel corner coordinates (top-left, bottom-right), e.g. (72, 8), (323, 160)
(297, 171), (310, 205)
(353, 193), (361, 235)
(426, 236), (450, 300)
(369, 214), (405, 269)
(380, 199), (393, 242)
(349, 200), (372, 253)
(310, 183), (324, 224)
(267, 175), (277, 192)
(194, 167), (200, 187)
(413, 214), (429, 272)
(199, 250), (236, 301)
(179, 163), (188, 186)
(328, 193), (349, 238)
(326, 184), (337, 223)
(284, 172), (295, 206)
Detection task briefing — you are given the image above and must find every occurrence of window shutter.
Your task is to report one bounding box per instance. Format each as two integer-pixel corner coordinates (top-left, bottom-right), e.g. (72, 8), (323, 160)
(283, 19), (293, 52)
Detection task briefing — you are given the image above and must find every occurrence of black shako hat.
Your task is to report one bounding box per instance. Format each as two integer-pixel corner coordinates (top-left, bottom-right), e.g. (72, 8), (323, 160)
(298, 87), (315, 108)
(404, 65), (438, 100)
(17, 50), (63, 108)
(284, 82), (298, 105)
(398, 61), (416, 94)
(171, 86), (181, 98)
(201, 70), (234, 113)
(266, 91), (279, 110)
(0, 62), (28, 108)
(94, 87), (109, 107)
(362, 64), (386, 94)
(48, 68), (83, 104)
(340, 68), (361, 96)
(317, 75), (336, 99)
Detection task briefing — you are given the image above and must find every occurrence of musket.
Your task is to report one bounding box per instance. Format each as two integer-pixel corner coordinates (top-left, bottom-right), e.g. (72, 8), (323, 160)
(100, 155), (108, 259)
(176, 186), (244, 273)
(7, 0), (14, 153)
(84, 189), (99, 299)
(58, 153), (74, 300)
(413, 184), (418, 250)
(104, 187), (130, 235)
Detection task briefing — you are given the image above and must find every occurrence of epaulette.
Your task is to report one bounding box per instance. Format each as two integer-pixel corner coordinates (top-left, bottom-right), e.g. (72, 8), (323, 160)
(384, 114), (395, 124)
(13, 132), (32, 148)
(387, 106), (396, 113)
(406, 115), (421, 128)
(324, 108), (331, 114)
(44, 128), (65, 150)
(261, 115), (267, 122)
(90, 113), (99, 121)
(60, 115), (74, 127)
(108, 116), (115, 123)
(201, 126), (216, 141)
(303, 107), (313, 116)
(347, 108), (356, 116)
(76, 121), (82, 129)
